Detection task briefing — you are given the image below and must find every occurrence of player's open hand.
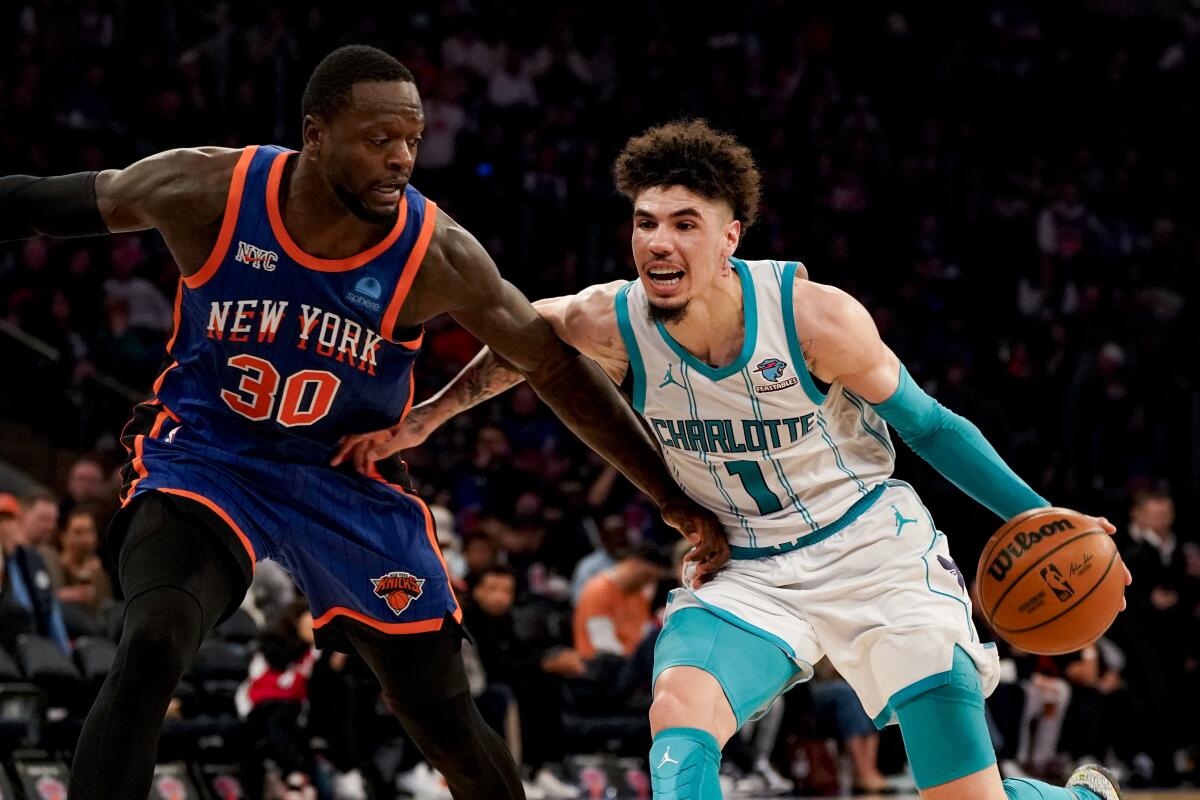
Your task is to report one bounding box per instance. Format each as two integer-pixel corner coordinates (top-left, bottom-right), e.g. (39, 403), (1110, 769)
(1091, 515), (1132, 610)
(660, 498), (730, 586)
(331, 406), (434, 474)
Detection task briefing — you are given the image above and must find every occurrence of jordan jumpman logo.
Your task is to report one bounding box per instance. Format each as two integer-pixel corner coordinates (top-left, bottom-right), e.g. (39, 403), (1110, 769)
(660, 364), (683, 389)
(657, 748), (680, 770)
(892, 505), (917, 536)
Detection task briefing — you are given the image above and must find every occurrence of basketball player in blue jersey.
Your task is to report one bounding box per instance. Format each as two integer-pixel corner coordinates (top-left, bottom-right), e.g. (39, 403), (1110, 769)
(0, 49), (730, 800)
(340, 120), (1132, 800)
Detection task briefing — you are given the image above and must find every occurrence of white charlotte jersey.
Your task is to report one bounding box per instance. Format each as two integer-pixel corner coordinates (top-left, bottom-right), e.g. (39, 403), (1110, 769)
(615, 258), (896, 554)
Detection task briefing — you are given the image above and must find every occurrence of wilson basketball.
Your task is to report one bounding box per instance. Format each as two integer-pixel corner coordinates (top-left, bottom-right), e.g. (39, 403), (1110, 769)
(977, 507), (1125, 655)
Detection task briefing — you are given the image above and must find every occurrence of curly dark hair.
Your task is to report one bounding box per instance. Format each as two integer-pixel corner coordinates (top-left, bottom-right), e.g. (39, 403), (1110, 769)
(301, 44), (414, 121)
(613, 119), (762, 228)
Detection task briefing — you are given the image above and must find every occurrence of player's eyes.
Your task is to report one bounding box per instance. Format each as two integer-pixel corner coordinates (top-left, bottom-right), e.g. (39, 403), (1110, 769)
(637, 220), (656, 229)
(368, 138), (388, 147)
(407, 137), (422, 147)
(677, 222), (695, 230)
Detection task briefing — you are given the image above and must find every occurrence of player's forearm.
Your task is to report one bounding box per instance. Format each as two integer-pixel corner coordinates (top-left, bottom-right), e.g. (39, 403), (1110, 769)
(524, 348), (684, 509)
(873, 364), (1048, 519)
(417, 346), (527, 431)
(0, 173), (110, 242)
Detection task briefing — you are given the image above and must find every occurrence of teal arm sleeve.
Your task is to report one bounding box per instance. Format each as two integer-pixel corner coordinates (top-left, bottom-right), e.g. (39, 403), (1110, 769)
(871, 364), (1048, 520)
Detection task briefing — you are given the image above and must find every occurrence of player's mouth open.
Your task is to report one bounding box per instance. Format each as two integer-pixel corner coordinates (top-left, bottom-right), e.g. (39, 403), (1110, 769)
(648, 267), (686, 289)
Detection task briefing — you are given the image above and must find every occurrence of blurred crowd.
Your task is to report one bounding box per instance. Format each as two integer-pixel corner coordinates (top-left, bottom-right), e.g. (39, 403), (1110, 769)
(1, 0), (1199, 796)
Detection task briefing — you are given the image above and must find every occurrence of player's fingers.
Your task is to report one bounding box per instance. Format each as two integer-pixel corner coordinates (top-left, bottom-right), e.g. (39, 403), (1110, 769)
(1095, 516), (1117, 535)
(330, 436), (357, 466)
(1123, 563), (1132, 586)
(355, 443), (371, 476)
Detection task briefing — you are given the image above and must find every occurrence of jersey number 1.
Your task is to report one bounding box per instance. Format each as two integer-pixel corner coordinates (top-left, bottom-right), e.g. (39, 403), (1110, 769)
(724, 460), (784, 515)
(221, 354), (341, 427)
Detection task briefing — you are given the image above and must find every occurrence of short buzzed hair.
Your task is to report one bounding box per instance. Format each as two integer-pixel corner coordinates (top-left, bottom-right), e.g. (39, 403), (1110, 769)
(301, 44), (415, 121)
(614, 119), (762, 228)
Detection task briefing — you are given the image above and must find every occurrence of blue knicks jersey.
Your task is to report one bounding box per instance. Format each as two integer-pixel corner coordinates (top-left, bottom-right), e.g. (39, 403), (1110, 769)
(154, 145), (438, 465)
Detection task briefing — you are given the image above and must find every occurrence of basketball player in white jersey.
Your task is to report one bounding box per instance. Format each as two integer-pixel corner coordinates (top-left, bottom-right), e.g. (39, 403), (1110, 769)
(335, 120), (1130, 800)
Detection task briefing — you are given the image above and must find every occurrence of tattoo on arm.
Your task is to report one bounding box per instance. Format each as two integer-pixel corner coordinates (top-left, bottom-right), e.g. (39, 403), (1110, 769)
(458, 348), (525, 407)
(421, 346), (527, 428)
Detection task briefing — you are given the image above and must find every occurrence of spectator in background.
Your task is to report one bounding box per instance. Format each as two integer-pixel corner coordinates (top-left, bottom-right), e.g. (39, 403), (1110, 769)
(463, 565), (583, 799)
(808, 660), (890, 794)
(0, 494), (38, 654)
(18, 488), (59, 549)
(101, 237), (173, 336)
(570, 513), (630, 604)
(1113, 488), (1190, 783)
(237, 598), (319, 800)
(430, 504), (467, 584)
(59, 457), (105, 520)
(92, 296), (157, 386)
(0, 492), (71, 655)
(462, 530), (500, 577)
(418, 75), (468, 180)
(572, 544), (665, 660)
(486, 46), (538, 109)
(1059, 639), (1152, 784)
(44, 505), (113, 622)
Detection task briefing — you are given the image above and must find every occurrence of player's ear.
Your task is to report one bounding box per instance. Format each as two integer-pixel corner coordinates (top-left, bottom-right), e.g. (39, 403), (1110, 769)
(722, 219), (741, 259)
(302, 115), (324, 153)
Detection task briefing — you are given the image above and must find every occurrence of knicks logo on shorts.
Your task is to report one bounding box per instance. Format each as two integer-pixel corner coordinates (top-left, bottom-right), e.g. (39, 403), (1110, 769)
(371, 571), (426, 615)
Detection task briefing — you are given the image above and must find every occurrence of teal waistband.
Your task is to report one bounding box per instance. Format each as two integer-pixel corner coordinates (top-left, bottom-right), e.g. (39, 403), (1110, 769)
(729, 482), (886, 559)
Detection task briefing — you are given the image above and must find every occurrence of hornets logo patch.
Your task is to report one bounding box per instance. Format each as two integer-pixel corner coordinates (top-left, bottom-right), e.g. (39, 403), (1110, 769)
(371, 571), (426, 615)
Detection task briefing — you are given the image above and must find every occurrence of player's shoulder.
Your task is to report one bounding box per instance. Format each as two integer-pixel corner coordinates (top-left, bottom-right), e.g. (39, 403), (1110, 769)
(536, 281), (624, 340)
(125, 146), (247, 190)
(791, 279), (877, 358)
(571, 280), (627, 311)
(98, 146), (248, 232)
(792, 279), (867, 322)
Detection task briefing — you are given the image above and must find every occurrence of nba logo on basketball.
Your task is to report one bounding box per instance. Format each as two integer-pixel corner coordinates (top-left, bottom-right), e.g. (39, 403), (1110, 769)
(371, 571), (425, 615)
(1039, 563), (1075, 603)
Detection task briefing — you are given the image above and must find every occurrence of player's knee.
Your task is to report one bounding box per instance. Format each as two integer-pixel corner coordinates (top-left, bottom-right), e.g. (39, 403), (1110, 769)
(650, 667), (735, 743)
(121, 587), (205, 678)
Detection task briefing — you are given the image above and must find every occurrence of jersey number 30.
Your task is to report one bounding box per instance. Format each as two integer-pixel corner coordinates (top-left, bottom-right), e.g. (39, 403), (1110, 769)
(221, 354), (341, 427)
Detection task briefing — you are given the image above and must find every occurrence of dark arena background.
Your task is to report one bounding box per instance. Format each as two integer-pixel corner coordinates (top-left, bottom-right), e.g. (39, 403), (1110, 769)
(1, 2), (1197, 799)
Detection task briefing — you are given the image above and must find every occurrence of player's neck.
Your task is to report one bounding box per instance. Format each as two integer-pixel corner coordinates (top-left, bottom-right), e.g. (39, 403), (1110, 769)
(281, 156), (395, 259)
(662, 266), (745, 369)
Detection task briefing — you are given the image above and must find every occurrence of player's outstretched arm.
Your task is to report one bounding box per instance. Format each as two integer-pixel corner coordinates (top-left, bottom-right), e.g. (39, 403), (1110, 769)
(336, 282), (630, 459)
(802, 282), (1129, 593)
(798, 281), (1052, 520)
(2, 147), (239, 276)
(413, 217), (728, 577)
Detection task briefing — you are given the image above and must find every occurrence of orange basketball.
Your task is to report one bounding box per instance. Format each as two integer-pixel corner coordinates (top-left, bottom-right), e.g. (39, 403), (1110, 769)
(977, 507), (1125, 655)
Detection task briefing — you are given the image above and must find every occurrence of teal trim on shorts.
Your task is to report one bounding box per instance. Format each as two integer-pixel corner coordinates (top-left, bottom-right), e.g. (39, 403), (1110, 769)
(614, 281), (647, 414)
(654, 258), (757, 382)
(780, 261), (827, 406)
(871, 668), (954, 730)
(888, 646), (998, 789)
(729, 481), (886, 559)
(653, 605), (805, 728)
